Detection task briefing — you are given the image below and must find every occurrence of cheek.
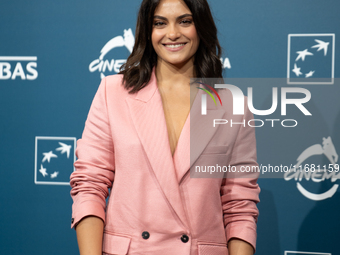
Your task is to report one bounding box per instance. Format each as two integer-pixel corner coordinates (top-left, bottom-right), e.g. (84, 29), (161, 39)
(187, 28), (199, 45)
(151, 30), (162, 47)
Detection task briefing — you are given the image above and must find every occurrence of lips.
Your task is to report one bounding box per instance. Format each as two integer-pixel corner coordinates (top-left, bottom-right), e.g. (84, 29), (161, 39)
(162, 43), (187, 51)
(164, 43), (186, 48)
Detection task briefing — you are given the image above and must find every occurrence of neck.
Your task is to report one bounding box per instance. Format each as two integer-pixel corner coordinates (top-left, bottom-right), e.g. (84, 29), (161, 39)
(155, 58), (195, 90)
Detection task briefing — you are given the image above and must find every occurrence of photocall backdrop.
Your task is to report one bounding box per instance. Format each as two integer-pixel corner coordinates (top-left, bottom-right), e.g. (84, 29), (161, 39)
(0, 0), (339, 254)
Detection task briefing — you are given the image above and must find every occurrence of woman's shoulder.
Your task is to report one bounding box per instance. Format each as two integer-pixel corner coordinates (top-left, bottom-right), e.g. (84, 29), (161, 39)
(215, 86), (236, 106)
(101, 73), (124, 88)
(99, 73), (132, 98)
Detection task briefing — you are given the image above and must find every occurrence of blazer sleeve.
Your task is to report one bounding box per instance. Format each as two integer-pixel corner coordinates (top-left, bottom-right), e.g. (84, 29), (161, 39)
(220, 99), (261, 251)
(70, 77), (115, 229)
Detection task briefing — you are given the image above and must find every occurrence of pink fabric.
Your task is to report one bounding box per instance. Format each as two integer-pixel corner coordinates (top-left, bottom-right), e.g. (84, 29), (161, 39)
(198, 243), (228, 255)
(70, 70), (260, 255)
(102, 232), (131, 255)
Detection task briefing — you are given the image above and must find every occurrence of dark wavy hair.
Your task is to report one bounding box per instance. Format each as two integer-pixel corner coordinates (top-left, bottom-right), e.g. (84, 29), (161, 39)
(119, 0), (223, 93)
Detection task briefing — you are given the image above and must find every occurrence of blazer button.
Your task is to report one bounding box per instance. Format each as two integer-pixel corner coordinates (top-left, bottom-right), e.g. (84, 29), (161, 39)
(181, 234), (189, 243)
(142, 231), (150, 239)
(71, 218), (74, 224)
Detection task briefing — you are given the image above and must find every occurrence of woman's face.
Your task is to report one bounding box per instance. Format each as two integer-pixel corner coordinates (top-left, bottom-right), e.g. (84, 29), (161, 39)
(151, 0), (200, 68)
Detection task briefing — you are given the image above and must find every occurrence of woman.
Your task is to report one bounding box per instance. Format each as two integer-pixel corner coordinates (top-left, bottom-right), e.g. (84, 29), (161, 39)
(70, 0), (260, 254)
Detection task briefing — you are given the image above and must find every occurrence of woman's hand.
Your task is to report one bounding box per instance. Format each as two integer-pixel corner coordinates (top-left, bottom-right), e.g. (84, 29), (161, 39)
(228, 238), (255, 255)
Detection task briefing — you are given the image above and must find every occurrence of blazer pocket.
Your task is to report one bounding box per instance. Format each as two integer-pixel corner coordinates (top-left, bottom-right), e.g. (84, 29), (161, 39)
(102, 232), (131, 255)
(198, 243), (228, 255)
(201, 145), (228, 155)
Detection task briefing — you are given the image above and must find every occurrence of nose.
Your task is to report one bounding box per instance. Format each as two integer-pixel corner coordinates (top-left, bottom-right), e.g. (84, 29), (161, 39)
(166, 24), (180, 40)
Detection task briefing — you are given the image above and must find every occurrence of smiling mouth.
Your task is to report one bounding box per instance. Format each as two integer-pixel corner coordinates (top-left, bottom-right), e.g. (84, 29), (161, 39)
(163, 43), (187, 49)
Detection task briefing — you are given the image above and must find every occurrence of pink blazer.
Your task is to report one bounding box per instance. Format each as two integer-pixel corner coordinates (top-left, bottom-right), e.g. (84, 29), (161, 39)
(70, 70), (260, 255)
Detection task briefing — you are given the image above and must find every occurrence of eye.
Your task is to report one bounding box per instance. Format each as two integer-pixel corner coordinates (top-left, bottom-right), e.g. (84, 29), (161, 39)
(180, 19), (193, 26)
(153, 20), (166, 27)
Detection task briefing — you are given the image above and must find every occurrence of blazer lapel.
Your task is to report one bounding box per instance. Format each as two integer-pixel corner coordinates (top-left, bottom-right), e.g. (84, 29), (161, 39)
(174, 85), (225, 183)
(125, 70), (190, 229)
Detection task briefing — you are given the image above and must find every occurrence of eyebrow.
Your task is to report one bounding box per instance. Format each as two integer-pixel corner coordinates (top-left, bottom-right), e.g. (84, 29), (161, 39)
(153, 14), (193, 21)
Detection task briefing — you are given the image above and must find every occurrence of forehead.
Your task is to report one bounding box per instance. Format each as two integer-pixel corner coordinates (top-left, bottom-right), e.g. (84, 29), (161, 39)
(154, 0), (191, 16)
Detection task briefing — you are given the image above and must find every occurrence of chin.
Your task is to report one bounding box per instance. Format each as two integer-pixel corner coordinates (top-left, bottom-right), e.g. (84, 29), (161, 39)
(164, 57), (194, 68)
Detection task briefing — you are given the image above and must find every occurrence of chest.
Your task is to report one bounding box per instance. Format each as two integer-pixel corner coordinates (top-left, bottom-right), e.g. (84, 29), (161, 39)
(159, 90), (191, 156)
